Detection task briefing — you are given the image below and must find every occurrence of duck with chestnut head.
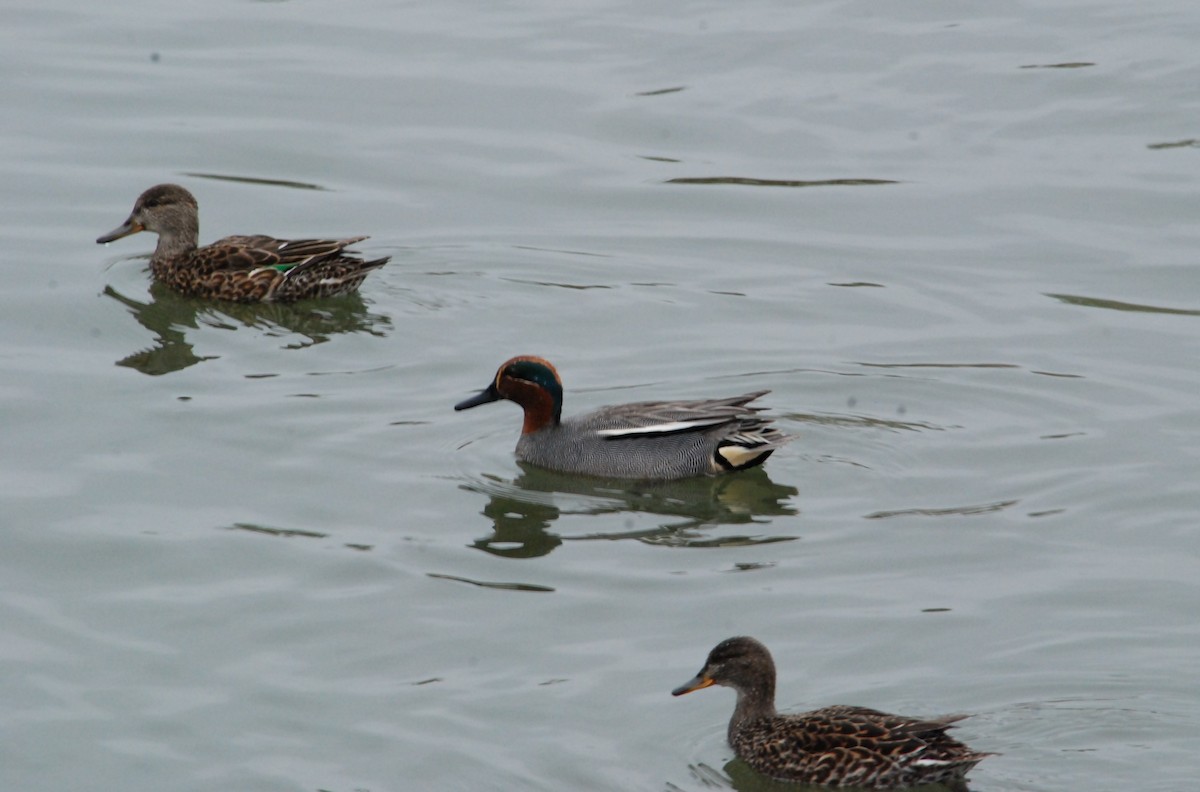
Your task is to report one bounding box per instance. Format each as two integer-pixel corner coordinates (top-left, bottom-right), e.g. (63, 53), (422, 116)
(454, 356), (792, 480)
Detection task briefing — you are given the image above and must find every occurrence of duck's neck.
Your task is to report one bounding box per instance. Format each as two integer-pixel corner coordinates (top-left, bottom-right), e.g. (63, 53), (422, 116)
(151, 217), (200, 262)
(730, 679), (777, 733)
(508, 381), (561, 434)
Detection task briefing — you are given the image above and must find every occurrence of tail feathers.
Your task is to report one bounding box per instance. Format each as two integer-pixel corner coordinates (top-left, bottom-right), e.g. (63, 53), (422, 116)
(265, 255), (391, 300)
(715, 443), (776, 470)
(713, 425), (794, 471)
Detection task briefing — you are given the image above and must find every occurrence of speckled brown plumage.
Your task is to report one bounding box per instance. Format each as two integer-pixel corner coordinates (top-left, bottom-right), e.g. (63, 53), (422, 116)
(97, 184), (389, 302)
(673, 637), (993, 789)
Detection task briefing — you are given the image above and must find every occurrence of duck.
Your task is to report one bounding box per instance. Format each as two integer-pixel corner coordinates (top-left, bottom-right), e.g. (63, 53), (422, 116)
(454, 356), (791, 480)
(96, 183), (389, 302)
(672, 637), (993, 789)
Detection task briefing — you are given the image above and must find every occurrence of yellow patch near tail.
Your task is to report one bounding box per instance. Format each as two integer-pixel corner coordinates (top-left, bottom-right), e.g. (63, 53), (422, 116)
(717, 445), (769, 469)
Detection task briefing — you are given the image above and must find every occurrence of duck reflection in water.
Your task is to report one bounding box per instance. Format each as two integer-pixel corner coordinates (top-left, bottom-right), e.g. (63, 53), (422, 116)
(103, 282), (391, 376)
(464, 461), (798, 559)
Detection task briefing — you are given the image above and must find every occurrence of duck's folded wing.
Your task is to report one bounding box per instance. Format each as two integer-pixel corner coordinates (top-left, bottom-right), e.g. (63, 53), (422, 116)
(206, 235), (369, 272)
(274, 236), (368, 265)
(589, 391), (773, 438)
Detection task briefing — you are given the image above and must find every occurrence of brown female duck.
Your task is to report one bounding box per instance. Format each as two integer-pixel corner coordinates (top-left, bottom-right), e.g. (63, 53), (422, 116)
(673, 637), (992, 789)
(96, 184), (388, 302)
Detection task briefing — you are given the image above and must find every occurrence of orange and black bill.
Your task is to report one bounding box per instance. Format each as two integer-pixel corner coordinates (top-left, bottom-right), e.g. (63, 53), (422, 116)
(671, 673), (715, 696)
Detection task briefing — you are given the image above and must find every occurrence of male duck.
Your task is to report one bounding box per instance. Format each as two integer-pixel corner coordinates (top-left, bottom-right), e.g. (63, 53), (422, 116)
(673, 637), (993, 790)
(96, 183), (389, 302)
(454, 356), (791, 480)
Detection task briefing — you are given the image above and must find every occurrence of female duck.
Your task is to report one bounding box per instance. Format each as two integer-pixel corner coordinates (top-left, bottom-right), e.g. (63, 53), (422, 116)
(96, 183), (389, 302)
(454, 356), (791, 480)
(673, 637), (992, 789)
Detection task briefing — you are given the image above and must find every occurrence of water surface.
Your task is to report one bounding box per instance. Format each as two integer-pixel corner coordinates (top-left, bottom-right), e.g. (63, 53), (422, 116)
(3, 1), (1199, 790)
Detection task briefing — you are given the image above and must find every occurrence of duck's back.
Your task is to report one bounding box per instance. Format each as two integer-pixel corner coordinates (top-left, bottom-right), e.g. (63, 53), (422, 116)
(153, 235), (385, 302)
(515, 392), (788, 479)
(731, 706), (990, 789)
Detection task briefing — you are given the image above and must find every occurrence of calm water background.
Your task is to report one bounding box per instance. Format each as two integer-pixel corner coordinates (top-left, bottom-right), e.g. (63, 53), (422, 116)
(3, 1), (1199, 790)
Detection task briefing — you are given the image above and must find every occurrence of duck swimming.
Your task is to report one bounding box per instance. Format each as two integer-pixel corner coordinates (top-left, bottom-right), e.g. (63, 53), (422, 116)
(454, 356), (791, 480)
(672, 637), (992, 789)
(96, 183), (389, 302)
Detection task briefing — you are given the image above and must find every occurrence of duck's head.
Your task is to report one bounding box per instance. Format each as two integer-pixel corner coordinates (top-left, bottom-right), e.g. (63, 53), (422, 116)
(97, 183), (198, 244)
(672, 636), (776, 698)
(454, 355), (564, 433)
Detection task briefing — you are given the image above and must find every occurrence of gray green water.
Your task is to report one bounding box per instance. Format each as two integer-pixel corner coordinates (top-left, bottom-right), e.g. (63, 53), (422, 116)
(4, 2), (1200, 790)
